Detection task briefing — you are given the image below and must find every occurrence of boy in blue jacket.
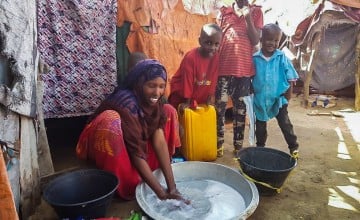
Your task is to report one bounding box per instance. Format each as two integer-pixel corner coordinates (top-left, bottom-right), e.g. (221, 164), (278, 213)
(252, 23), (299, 158)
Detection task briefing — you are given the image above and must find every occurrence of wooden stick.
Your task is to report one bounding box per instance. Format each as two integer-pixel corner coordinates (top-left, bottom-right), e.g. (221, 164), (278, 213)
(355, 27), (360, 111)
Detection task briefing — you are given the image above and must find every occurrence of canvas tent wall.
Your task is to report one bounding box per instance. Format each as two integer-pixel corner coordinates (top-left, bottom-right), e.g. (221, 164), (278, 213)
(292, 1), (360, 110)
(297, 10), (358, 88)
(116, 0), (218, 96)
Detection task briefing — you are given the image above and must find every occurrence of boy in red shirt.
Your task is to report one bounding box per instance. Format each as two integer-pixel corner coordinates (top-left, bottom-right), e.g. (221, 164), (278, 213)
(168, 23), (222, 110)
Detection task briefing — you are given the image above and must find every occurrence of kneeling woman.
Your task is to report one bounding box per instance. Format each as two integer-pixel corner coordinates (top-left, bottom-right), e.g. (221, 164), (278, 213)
(76, 59), (185, 201)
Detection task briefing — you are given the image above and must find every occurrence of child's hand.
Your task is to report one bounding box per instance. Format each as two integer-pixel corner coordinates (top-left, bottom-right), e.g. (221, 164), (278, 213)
(235, 6), (250, 17)
(189, 100), (198, 109)
(178, 103), (189, 115)
(207, 95), (215, 106)
(241, 6), (250, 17)
(285, 92), (292, 101)
(285, 89), (292, 101)
(285, 82), (294, 101)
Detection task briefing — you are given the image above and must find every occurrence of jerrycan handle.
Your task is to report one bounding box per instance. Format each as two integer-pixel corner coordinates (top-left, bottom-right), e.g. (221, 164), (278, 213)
(189, 99), (198, 109)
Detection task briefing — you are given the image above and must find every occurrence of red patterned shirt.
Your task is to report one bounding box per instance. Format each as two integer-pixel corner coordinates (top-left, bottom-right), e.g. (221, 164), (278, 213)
(218, 4), (263, 77)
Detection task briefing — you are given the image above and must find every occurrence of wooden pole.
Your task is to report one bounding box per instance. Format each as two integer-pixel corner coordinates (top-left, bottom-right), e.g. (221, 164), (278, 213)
(355, 28), (360, 111)
(303, 36), (320, 108)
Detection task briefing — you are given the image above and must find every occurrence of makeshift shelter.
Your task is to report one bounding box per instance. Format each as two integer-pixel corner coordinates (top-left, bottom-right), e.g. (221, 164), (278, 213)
(1, 0), (46, 218)
(1, 0), (358, 219)
(291, 0), (360, 110)
(0, 0), (218, 218)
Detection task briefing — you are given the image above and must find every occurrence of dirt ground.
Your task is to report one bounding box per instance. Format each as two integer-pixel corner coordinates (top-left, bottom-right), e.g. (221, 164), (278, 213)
(31, 94), (360, 220)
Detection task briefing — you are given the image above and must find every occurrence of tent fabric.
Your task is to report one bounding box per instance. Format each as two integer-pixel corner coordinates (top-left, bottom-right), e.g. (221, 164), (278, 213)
(291, 2), (325, 46)
(330, 0), (360, 8)
(38, 0), (118, 118)
(0, 150), (18, 220)
(116, 0), (179, 27)
(297, 10), (359, 91)
(331, 1), (360, 22)
(182, 0), (223, 16)
(116, 0), (215, 96)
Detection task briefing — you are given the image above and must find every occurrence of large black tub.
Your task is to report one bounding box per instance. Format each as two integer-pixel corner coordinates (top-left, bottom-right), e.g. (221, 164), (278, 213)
(43, 169), (119, 219)
(237, 147), (297, 196)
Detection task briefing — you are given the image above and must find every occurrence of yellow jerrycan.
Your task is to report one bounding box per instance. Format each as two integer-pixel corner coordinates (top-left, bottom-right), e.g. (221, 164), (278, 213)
(179, 104), (217, 161)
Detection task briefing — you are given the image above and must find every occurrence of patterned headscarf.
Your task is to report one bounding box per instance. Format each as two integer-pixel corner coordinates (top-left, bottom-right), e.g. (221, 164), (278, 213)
(122, 59), (167, 90)
(88, 59), (168, 158)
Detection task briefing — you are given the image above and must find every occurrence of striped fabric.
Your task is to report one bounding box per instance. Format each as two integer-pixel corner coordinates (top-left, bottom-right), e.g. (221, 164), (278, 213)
(218, 5), (263, 77)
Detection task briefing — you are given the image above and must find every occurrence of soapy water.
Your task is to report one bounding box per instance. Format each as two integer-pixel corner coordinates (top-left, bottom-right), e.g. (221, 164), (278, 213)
(144, 179), (246, 220)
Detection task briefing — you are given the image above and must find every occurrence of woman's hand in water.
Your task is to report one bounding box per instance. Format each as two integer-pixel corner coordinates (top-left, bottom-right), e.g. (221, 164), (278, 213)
(159, 188), (191, 204)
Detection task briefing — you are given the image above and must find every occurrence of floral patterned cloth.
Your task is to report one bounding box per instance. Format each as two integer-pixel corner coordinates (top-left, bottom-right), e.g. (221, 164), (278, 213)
(38, 0), (118, 118)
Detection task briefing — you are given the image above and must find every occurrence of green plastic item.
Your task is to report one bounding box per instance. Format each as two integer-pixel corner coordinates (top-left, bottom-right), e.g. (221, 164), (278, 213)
(126, 210), (142, 220)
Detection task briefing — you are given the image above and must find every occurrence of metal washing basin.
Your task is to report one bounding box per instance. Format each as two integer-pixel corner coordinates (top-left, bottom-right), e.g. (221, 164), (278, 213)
(136, 161), (259, 220)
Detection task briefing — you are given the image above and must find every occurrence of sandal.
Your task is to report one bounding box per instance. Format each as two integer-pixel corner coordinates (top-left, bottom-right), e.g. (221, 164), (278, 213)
(217, 146), (224, 158)
(290, 149), (299, 159)
(233, 147), (242, 157)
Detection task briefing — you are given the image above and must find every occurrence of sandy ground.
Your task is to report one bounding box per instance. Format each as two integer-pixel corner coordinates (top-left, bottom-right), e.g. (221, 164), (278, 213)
(31, 94), (360, 220)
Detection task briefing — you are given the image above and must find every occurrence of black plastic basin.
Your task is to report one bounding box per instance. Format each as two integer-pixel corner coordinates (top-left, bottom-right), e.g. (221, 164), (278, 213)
(237, 147), (297, 196)
(43, 169), (119, 219)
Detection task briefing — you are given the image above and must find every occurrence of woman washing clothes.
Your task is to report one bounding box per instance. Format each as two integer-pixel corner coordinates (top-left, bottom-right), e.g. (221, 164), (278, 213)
(76, 59), (187, 202)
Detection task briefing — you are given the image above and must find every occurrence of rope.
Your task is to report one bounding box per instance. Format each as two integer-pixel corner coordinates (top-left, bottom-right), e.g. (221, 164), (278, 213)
(235, 157), (297, 194)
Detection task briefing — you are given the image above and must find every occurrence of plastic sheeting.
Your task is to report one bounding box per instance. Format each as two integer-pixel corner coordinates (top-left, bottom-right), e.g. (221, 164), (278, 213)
(330, 0), (360, 9)
(311, 22), (357, 91)
(297, 10), (359, 92)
